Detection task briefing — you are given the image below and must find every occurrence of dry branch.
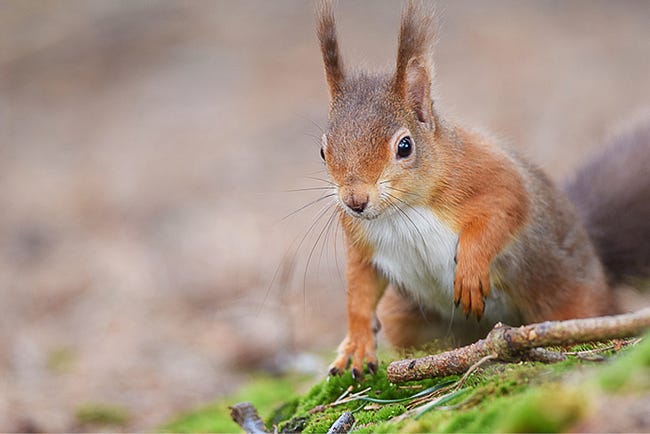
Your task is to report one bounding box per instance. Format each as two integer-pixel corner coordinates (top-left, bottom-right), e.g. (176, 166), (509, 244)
(229, 402), (269, 434)
(387, 308), (650, 383)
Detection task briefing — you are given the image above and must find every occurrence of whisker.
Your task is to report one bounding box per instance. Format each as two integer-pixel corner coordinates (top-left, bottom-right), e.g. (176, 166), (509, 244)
(385, 185), (425, 200)
(333, 211), (344, 287)
(281, 193), (336, 221)
(386, 191), (429, 222)
(260, 198), (335, 315)
(301, 203), (338, 310)
(284, 186), (336, 193)
(385, 192), (429, 248)
(297, 113), (325, 136)
(305, 169), (329, 176)
(304, 176), (339, 187)
(318, 206), (339, 277)
(294, 201), (338, 257)
(306, 132), (323, 143)
(307, 206), (339, 295)
(258, 247), (292, 316)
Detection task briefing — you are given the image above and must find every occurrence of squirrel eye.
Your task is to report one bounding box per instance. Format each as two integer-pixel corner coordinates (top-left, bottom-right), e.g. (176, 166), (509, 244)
(320, 147), (326, 161)
(397, 136), (413, 159)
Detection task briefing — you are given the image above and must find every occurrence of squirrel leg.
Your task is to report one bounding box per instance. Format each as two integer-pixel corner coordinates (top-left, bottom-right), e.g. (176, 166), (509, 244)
(453, 219), (494, 320)
(452, 169), (528, 320)
(329, 246), (386, 380)
(454, 210), (518, 320)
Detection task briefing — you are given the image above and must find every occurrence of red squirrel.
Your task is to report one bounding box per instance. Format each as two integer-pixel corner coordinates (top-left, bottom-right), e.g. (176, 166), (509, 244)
(315, 1), (650, 380)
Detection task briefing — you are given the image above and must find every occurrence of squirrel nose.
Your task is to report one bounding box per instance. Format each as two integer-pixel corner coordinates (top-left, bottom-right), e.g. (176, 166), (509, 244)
(344, 194), (369, 213)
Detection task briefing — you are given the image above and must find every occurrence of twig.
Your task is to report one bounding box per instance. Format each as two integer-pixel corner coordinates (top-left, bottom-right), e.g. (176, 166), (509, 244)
(453, 354), (498, 390)
(406, 356), (494, 409)
(390, 388), (469, 424)
(349, 386), (372, 398)
(326, 411), (355, 434)
(563, 338), (640, 361)
(330, 394), (368, 407)
(334, 385), (354, 403)
(387, 308), (650, 383)
(330, 387), (372, 407)
(229, 402), (269, 434)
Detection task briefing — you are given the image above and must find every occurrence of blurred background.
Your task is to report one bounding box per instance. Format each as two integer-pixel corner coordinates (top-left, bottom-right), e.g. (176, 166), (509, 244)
(1, 0), (649, 431)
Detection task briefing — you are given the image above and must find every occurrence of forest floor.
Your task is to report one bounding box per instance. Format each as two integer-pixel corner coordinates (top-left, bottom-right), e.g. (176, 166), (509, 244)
(163, 333), (650, 433)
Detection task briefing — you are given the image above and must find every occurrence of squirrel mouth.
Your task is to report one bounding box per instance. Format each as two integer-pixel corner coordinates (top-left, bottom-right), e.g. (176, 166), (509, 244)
(341, 206), (381, 220)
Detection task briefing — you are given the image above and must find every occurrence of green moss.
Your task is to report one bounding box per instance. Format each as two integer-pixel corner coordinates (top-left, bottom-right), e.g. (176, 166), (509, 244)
(268, 398), (300, 427)
(398, 362), (568, 433)
(596, 334), (650, 392)
(76, 403), (130, 427)
(163, 334), (650, 433)
(280, 359), (580, 433)
(496, 385), (585, 433)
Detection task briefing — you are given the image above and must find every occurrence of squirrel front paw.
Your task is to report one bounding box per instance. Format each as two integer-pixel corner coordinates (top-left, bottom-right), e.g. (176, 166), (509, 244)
(454, 260), (491, 320)
(328, 331), (377, 381)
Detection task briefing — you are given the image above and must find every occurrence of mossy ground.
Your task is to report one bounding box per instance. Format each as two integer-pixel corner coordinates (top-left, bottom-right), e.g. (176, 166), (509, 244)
(163, 334), (650, 433)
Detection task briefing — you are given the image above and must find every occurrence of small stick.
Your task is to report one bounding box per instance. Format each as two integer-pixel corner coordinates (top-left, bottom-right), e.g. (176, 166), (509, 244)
(229, 402), (269, 434)
(330, 394), (369, 407)
(388, 308), (650, 383)
(330, 387), (373, 407)
(326, 411), (355, 434)
(349, 386), (372, 397)
(334, 385), (354, 403)
(453, 354), (498, 390)
(522, 347), (567, 363)
(407, 355), (494, 409)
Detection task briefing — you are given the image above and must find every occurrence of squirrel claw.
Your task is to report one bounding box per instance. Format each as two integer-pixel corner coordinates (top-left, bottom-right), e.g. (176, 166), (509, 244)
(476, 297), (485, 322)
(454, 261), (490, 321)
(330, 332), (377, 381)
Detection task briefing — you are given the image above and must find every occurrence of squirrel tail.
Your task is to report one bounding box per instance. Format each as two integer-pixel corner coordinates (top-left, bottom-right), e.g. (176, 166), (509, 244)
(564, 119), (650, 286)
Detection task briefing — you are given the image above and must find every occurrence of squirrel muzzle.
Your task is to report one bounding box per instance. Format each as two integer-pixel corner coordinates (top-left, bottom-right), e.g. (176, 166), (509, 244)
(339, 183), (378, 217)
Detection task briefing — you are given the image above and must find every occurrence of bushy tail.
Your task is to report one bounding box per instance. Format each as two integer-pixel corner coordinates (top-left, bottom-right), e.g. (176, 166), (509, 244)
(564, 119), (650, 285)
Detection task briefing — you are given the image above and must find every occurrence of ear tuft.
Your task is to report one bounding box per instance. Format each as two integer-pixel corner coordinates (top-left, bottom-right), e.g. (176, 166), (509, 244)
(394, 1), (436, 126)
(317, 0), (345, 99)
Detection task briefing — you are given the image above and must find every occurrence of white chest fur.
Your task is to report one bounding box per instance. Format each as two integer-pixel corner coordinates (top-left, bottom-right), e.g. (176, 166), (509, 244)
(361, 206), (458, 314)
(360, 206), (517, 323)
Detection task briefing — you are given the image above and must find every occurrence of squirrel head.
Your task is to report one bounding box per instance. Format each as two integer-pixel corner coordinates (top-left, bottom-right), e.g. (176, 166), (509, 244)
(317, 1), (441, 219)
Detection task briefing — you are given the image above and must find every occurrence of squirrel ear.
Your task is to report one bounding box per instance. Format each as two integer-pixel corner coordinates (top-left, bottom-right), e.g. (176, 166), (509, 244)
(404, 57), (434, 126)
(317, 0), (345, 99)
(394, 1), (436, 127)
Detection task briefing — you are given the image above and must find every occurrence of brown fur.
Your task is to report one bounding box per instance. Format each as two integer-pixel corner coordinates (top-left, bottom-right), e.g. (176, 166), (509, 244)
(317, 1), (626, 375)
